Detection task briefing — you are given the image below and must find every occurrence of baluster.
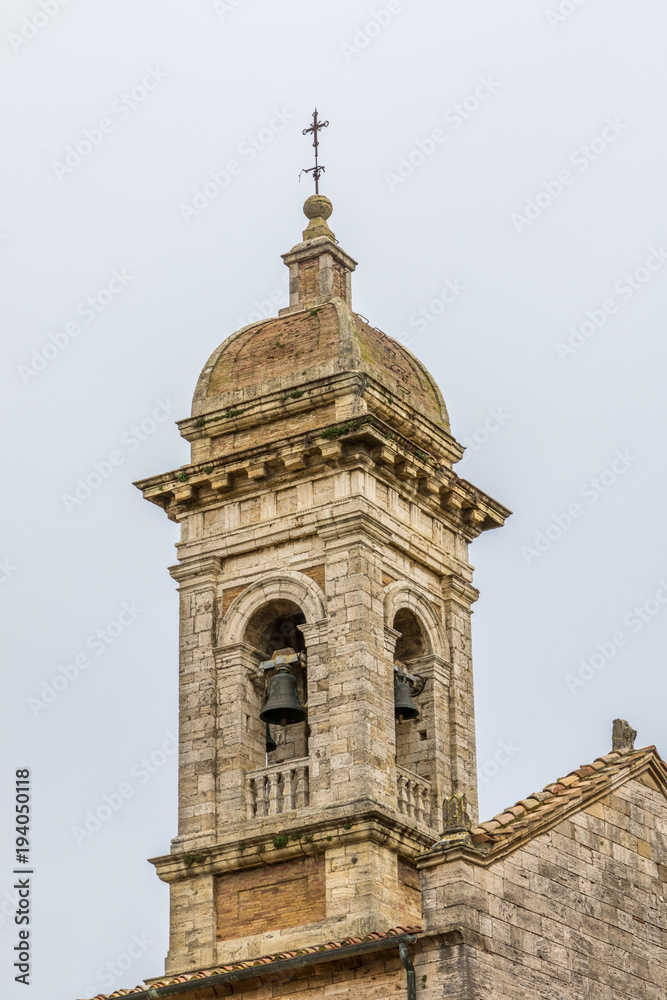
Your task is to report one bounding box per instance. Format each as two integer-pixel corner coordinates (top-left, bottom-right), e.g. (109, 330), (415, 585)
(420, 786), (430, 824)
(414, 783), (424, 823)
(282, 768), (295, 811)
(406, 780), (416, 819)
(268, 772), (281, 815)
(295, 765), (309, 808)
(255, 777), (268, 817)
(397, 775), (407, 814)
(246, 778), (257, 820)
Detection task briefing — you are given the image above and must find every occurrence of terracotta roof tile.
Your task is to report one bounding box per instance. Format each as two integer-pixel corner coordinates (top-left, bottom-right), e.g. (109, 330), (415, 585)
(428, 745), (665, 860)
(493, 811), (515, 826)
(80, 926), (423, 1000)
(507, 805), (526, 818)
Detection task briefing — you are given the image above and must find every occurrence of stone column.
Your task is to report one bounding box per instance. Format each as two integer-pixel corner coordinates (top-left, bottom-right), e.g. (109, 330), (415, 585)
(298, 619), (331, 810)
(319, 516), (395, 812)
(213, 641), (265, 831)
(169, 553), (222, 849)
(442, 574), (480, 825)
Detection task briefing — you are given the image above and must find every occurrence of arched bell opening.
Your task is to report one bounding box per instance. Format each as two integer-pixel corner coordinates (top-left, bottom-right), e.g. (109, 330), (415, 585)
(392, 609), (429, 779)
(244, 599), (309, 767)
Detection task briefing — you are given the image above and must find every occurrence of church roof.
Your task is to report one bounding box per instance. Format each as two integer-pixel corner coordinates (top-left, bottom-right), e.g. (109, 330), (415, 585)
(79, 926), (422, 999)
(427, 744), (667, 864)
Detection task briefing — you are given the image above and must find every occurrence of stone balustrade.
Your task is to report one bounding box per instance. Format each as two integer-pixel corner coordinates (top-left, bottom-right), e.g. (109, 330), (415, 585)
(397, 766), (431, 825)
(246, 758), (309, 819)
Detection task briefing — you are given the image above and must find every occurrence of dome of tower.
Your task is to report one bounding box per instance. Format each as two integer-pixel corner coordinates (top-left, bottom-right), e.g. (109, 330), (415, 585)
(191, 195), (450, 432)
(192, 301), (449, 430)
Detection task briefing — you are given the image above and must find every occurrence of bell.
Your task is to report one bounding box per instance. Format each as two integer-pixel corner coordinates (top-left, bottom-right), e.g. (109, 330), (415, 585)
(259, 666), (307, 726)
(394, 674), (419, 723)
(265, 722), (277, 753)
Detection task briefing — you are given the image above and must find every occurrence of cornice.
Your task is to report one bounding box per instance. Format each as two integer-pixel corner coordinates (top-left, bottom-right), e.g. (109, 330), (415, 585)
(135, 416), (511, 538)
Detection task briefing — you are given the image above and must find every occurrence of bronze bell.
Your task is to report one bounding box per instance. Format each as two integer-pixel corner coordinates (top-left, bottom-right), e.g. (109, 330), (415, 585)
(259, 666), (307, 726)
(265, 722), (277, 754)
(394, 674), (419, 723)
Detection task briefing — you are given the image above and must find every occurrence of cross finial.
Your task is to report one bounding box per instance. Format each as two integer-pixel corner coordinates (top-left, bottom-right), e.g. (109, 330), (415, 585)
(301, 108), (329, 194)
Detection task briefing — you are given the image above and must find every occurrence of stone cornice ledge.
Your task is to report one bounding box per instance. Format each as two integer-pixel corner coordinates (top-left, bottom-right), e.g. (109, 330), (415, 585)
(150, 804), (437, 883)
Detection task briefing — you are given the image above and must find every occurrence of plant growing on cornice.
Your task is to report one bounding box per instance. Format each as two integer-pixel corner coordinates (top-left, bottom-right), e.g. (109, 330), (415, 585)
(204, 466), (213, 474)
(196, 417), (206, 427)
(176, 472), (189, 482)
(183, 852), (206, 866)
(224, 408), (243, 418)
(320, 422), (357, 441)
(272, 834), (289, 849)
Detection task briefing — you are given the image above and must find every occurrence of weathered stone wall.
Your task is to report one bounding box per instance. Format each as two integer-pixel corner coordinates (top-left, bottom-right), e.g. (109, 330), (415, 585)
(420, 775), (667, 998)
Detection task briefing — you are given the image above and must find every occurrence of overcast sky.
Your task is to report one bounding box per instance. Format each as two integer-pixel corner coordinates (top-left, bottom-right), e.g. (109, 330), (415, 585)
(2, 1), (667, 997)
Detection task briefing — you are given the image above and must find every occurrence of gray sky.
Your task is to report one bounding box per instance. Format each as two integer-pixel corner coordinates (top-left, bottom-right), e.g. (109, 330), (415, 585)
(2, 1), (666, 997)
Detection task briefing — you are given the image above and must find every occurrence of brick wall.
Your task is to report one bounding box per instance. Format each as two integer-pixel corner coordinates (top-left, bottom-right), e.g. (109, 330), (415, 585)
(216, 856), (326, 940)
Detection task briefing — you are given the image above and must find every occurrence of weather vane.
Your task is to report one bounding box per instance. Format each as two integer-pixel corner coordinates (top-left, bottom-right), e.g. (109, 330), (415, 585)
(300, 108), (329, 194)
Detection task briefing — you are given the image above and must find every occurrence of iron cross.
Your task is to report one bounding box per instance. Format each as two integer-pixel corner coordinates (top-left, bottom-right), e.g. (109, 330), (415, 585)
(301, 108), (329, 193)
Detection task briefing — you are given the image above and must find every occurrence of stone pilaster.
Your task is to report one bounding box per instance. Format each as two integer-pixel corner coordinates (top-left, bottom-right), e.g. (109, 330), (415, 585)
(169, 553), (222, 849)
(442, 574), (480, 825)
(319, 517), (396, 813)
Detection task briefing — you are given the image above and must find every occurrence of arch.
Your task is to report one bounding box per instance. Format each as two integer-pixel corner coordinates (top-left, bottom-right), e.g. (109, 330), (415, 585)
(220, 570), (326, 648)
(383, 580), (449, 662)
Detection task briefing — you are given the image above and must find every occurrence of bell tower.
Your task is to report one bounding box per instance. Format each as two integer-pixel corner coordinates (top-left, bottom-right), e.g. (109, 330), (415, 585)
(136, 191), (510, 975)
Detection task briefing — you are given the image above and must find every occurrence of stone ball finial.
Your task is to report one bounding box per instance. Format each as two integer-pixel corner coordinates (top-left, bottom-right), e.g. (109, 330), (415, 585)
(303, 194), (333, 221)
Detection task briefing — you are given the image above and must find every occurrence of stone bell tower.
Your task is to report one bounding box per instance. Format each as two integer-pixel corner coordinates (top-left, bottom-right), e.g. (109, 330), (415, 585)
(136, 193), (509, 976)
